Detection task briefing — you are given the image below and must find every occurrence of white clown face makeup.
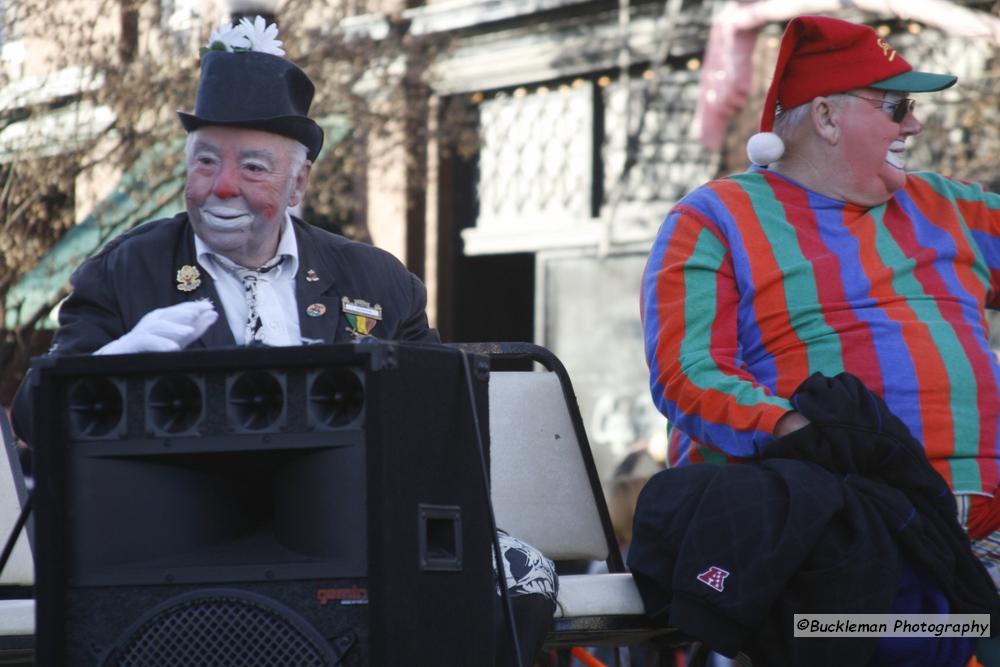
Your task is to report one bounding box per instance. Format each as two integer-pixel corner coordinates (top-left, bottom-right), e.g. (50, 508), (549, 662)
(885, 139), (907, 170)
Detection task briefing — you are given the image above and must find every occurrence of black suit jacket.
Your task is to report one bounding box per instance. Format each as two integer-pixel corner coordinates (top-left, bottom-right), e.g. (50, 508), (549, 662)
(12, 213), (438, 441)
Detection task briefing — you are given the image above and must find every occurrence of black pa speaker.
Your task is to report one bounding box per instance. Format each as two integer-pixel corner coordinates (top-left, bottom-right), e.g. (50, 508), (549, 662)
(31, 342), (495, 666)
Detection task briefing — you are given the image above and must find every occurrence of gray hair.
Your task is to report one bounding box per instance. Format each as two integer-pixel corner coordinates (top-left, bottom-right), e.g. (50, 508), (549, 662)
(284, 141), (309, 201)
(772, 94), (851, 141)
(288, 141), (309, 179)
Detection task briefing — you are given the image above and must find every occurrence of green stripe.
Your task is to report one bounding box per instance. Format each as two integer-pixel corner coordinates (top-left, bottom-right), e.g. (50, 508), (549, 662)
(680, 227), (790, 411)
(743, 180), (845, 378)
(869, 208), (980, 467)
(948, 458), (984, 495)
(912, 171), (1000, 211)
(678, 227), (726, 391)
(698, 446), (729, 465)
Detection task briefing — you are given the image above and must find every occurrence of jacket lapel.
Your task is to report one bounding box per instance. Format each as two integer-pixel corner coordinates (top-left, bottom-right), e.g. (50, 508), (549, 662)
(293, 222), (347, 344)
(197, 279), (236, 347)
(173, 225), (236, 348)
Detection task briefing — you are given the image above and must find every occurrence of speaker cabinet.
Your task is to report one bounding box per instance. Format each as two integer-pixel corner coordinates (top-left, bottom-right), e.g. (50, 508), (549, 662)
(32, 342), (494, 666)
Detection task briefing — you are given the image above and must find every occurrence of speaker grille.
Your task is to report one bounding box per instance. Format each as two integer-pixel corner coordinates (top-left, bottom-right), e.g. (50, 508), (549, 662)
(146, 374), (204, 435)
(228, 371), (286, 432)
(67, 377), (124, 438)
(103, 589), (339, 667)
(308, 367), (364, 428)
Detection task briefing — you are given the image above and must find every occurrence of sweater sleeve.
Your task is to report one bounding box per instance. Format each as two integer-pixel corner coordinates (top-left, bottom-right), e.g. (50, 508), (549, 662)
(962, 184), (1000, 310)
(920, 172), (1000, 311)
(641, 204), (792, 458)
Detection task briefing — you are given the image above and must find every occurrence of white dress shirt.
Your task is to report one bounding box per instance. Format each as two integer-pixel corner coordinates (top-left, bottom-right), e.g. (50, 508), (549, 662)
(195, 214), (303, 346)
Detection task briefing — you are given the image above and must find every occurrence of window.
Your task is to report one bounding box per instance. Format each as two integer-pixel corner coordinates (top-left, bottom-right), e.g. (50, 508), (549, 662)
(477, 82), (595, 230)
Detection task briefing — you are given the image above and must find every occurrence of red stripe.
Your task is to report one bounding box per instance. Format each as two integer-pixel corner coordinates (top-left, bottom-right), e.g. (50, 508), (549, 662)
(910, 180), (993, 306)
(851, 206), (954, 487)
(651, 203), (787, 437)
(951, 195), (1000, 307)
(652, 208), (701, 403)
(966, 491), (1000, 540)
(768, 175), (884, 394)
(719, 177), (809, 396)
(908, 183), (998, 481)
(884, 199), (997, 475)
(956, 194), (999, 235)
(570, 648), (608, 667)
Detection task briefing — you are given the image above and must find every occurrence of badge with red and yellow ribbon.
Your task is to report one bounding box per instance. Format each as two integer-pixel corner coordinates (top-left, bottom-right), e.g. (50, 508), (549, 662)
(341, 297), (382, 337)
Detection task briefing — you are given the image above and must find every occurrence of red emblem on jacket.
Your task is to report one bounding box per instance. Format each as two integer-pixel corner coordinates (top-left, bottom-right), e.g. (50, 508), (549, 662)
(696, 566), (730, 592)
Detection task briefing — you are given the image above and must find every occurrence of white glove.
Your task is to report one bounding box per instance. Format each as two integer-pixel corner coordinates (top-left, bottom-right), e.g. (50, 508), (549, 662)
(95, 301), (218, 355)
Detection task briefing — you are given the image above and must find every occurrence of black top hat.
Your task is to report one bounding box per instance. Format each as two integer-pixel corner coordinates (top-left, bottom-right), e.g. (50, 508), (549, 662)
(178, 50), (324, 161)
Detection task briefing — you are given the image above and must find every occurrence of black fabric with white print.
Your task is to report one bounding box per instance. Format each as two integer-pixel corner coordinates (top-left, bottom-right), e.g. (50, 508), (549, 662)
(493, 530), (558, 603)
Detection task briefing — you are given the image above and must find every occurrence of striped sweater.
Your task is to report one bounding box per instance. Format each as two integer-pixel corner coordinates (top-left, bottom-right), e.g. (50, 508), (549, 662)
(641, 168), (1000, 494)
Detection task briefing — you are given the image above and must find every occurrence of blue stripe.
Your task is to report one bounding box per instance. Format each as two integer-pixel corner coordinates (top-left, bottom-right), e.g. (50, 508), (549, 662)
(642, 211), (680, 385)
(642, 191), (786, 458)
(898, 191), (987, 331)
(810, 196), (924, 441)
(971, 230), (1000, 271)
(659, 396), (772, 458)
(692, 185), (782, 395)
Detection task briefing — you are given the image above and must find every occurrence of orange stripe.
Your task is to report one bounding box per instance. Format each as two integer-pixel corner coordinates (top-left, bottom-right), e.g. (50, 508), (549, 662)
(714, 180), (810, 396)
(908, 179), (993, 304)
(852, 209), (955, 486)
(570, 648), (608, 667)
(651, 206), (788, 436)
(899, 189), (997, 477)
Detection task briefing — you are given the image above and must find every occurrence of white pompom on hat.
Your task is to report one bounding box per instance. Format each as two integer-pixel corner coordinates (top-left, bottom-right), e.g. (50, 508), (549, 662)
(746, 16), (956, 166)
(746, 131), (785, 167)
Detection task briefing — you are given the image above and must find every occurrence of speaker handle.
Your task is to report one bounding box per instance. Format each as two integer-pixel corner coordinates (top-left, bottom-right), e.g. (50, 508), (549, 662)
(417, 504), (463, 571)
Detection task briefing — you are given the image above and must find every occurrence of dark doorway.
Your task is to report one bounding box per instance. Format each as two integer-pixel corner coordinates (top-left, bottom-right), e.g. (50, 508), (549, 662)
(435, 97), (535, 346)
(451, 252), (534, 344)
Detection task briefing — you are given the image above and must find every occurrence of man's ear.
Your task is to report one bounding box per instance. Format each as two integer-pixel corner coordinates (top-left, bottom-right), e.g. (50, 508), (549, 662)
(811, 96), (840, 145)
(288, 161), (313, 208)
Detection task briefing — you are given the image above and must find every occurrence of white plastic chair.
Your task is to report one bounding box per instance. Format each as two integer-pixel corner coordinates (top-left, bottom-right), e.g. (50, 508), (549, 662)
(0, 410), (35, 662)
(452, 342), (688, 653)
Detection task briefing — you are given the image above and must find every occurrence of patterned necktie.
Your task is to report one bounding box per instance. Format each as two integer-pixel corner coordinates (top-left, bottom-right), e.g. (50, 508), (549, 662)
(237, 256), (285, 345)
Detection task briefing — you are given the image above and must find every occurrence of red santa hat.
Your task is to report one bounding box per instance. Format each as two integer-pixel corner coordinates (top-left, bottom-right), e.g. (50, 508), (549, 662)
(746, 16), (956, 166)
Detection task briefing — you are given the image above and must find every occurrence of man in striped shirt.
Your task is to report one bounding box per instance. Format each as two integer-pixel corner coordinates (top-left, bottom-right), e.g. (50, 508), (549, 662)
(642, 16), (999, 591)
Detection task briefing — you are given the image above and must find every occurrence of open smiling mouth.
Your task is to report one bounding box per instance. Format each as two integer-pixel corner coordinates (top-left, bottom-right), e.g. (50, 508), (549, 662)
(885, 140), (906, 170)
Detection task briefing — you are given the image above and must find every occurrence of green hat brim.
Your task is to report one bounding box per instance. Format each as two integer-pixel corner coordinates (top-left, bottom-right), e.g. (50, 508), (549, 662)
(870, 70), (957, 93)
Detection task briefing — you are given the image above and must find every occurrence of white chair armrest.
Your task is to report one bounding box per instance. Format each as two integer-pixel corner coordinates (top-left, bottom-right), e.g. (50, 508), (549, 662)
(0, 599), (34, 636)
(554, 573), (646, 618)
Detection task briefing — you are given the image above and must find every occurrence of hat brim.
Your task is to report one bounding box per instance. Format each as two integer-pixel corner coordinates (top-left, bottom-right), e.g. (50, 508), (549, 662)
(870, 70), (957, 93)
(177, 111), (324, 162)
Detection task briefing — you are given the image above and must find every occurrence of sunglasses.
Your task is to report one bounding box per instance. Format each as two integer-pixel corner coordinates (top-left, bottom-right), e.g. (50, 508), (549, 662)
(843, 93), (916, 124)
